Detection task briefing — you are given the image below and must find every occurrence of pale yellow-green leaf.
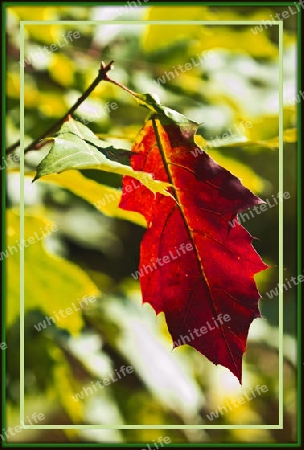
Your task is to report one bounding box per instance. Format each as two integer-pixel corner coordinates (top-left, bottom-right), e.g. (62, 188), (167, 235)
(143, 6), (277, 58)
(6, 209), (99, 334)
(282, 127), (297, 143)
(33, 170), (147, 227)
(245, 114), (279, 142)
(262, 128), (297, 147)
(244, 110), (296, 143)
(142, 6), (213, 52)
(195, 123), (297, 155)
(34, 118), (171, 197)
(192, 27), (277, 58)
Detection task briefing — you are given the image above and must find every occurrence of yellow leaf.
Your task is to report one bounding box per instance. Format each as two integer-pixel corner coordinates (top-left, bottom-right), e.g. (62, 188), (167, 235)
(192, 27), (277, 58)
(10, 8), (61, 45)
(142, 6), (213, 52)
(143, 7), (277, 58)
(7, 73), (20, 99)
(245, 114), (295, 143)
(25, 170), (147, 227)
(6, 209), (99, 334)
(8, 6), (55, 21)
(50, 53), (74, 87)
(24, 24), (61, 46)
(282, 128), (297, 143)
(38, 92), (68, 117)
(51, 347), (83, 425)
(262, 128), (297, 147)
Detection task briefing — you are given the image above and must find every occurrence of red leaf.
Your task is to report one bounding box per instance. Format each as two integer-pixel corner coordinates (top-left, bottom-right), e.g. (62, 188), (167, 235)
(119, 114), (268, 383)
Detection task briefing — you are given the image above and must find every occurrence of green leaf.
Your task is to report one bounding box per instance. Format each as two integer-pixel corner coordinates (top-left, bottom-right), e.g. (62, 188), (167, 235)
(59, 120), (131, 163)
(34, 118), (170, 196)
(131, 92), (200, 139)
(6, 209), (99, 334)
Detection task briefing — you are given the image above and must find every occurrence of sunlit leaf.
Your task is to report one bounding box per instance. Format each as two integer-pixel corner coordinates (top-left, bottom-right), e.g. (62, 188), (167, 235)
(6, 209), (99, 334)
(192, 27), (277, 58)
(120, 95), (268, 383)
(34, 118), (171, 197)
(24, 23), (61, 46)
(142, 6), (213, 52)
(32, 170), (146, 227)
(262, 128), (297, 147)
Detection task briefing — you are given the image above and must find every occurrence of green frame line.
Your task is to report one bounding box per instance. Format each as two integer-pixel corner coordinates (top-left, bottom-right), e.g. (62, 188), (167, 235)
(3, 1), (301, 5)
(17, 19), (284, 432)
(1, 443), (302, 449)
(297, 7), (302, 446)
(2, 1), (7, 447)
(278, 18), (284, 429)
(19, 22), (25, 430)
(19, 20), (281, 24)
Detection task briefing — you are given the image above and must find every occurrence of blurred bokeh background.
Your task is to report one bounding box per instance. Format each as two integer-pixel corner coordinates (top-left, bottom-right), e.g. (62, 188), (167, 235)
(4, 3), (298, 445)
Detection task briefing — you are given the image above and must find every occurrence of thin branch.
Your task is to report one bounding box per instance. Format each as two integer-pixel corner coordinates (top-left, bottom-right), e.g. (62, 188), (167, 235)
(6, 60), (115, 156)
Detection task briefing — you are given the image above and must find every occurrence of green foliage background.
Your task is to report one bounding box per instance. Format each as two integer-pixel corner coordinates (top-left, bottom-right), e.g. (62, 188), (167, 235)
(4, 3), (298, 444)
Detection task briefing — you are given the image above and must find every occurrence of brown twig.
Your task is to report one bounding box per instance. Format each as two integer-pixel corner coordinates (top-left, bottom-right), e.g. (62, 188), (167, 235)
(6, 60), (115, 156)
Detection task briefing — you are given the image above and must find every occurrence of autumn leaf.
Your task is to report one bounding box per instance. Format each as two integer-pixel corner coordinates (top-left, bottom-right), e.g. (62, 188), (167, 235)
(119, 105), (268, 383)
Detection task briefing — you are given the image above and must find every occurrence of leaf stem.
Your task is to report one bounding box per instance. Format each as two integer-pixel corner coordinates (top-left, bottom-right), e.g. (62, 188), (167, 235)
(6, 60), (115, 156)
(105, 77), (138, 98)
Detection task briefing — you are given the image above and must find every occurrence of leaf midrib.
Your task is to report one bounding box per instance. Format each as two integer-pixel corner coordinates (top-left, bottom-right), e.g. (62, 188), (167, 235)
(151, 116), (239, 374)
